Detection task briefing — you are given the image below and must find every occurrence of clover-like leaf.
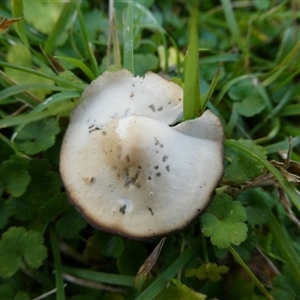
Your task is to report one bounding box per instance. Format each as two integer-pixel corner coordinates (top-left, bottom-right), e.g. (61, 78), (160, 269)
(116, 241), (148, 275)
(38, 193), (70, 222)
(84, 232), (124, 261)
(15, 118), (60, 155)
(225, 139), (266, 184)
(271, 275), (297, 300)
(228, 78), (256, 101)
(56, 208), (87, 239)
(201, 194), (248, 249)
(0, 227), (47, 278)
(134, 53), (159, 76)
(0, 284), (14, 299)
(0, 201), (12, 230)
(13, 292), (30, 300)
(237, 188), (274, 225)
(234, 97), (265, 117)
(23, 1), (66, 35)
(228, 78), (265, 117)
(0, 140), (14, 160)
(156, 279), (206, 300)
(83, 234), (124, 265)
(234, 231), (258, 262)
(5, 44), (54, 100)
(6, 43), (31, 67)
(0, 158), (31, 197)
(7, 159), (62, 221)
(213, 229), (257, 262)
(186, 263), (229, 282)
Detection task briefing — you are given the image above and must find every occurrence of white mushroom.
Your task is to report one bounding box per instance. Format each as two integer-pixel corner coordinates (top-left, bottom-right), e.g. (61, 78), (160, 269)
(60, 70), (224, 240)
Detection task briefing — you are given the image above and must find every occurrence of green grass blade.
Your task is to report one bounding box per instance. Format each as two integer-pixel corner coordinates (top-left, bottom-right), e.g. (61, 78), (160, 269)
(0, 101), (74, 128)
(271, 41), (300, 75)
(107, 0), (121, 70)
(11, 0), (29, 46)
(253, 117), (281, 144)
(255, 81), (273, 112)
(214, 74), (263, 106)
(200, 53), (239, 64)
(183, 7), (201, 120)
(262, 67), (286, 87)
(264, 137), (300, 154)
(135, 247), (196, 300)
(221, 0), (245, 52)
(225, 139), (300, 213)
(230, 247), (273, 300)
(123, 0), (134, 73)
(274, 69), (300, 92)
(281, 104), (300, 116)
(33, 91), (81, 113)
(62, 266), (135, 287)
(201, 69), (221, 110)
(0, 61), (85, 91)
(50, 228), (65, 300)
(75, 3), (99, 77)
(224, 103), (239, 137)
(44, 1), (77, 55)
(133, 2), (165, 34)
(267, 212), (300, 285)
(250, 88), (293, 135)
(0, 84), (75, 104)
(0, 132), (21, 156)
(206, 102), (226, 125)
(55, 56), (96, 81)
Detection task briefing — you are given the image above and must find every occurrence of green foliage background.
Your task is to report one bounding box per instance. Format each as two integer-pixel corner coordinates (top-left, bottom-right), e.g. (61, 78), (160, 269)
(0, 0), (300, 299)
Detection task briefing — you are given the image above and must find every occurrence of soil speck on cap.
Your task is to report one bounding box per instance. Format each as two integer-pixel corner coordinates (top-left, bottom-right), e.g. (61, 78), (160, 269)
(149, 104), (155, 112)
(89, 126), (100, 133)
(119, 205), (127, 214)
(148, 207), (154, 215)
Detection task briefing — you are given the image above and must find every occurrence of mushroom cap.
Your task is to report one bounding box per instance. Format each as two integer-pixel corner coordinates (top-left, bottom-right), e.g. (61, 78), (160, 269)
(60, 70), (224, 240)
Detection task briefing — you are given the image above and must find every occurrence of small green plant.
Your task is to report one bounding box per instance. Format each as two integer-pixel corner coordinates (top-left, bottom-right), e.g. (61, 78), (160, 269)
(0, 1), (300, 299)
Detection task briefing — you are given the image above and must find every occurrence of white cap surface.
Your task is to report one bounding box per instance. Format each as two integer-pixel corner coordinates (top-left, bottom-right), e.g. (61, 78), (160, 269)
(60, 70), (224, 240)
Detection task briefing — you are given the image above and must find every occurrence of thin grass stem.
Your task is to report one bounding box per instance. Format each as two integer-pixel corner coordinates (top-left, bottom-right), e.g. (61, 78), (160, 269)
(229, 247), (273, 300)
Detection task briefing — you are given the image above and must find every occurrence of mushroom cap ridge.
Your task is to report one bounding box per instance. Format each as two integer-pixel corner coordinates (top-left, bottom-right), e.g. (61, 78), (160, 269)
(60, 70), (224, 240)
